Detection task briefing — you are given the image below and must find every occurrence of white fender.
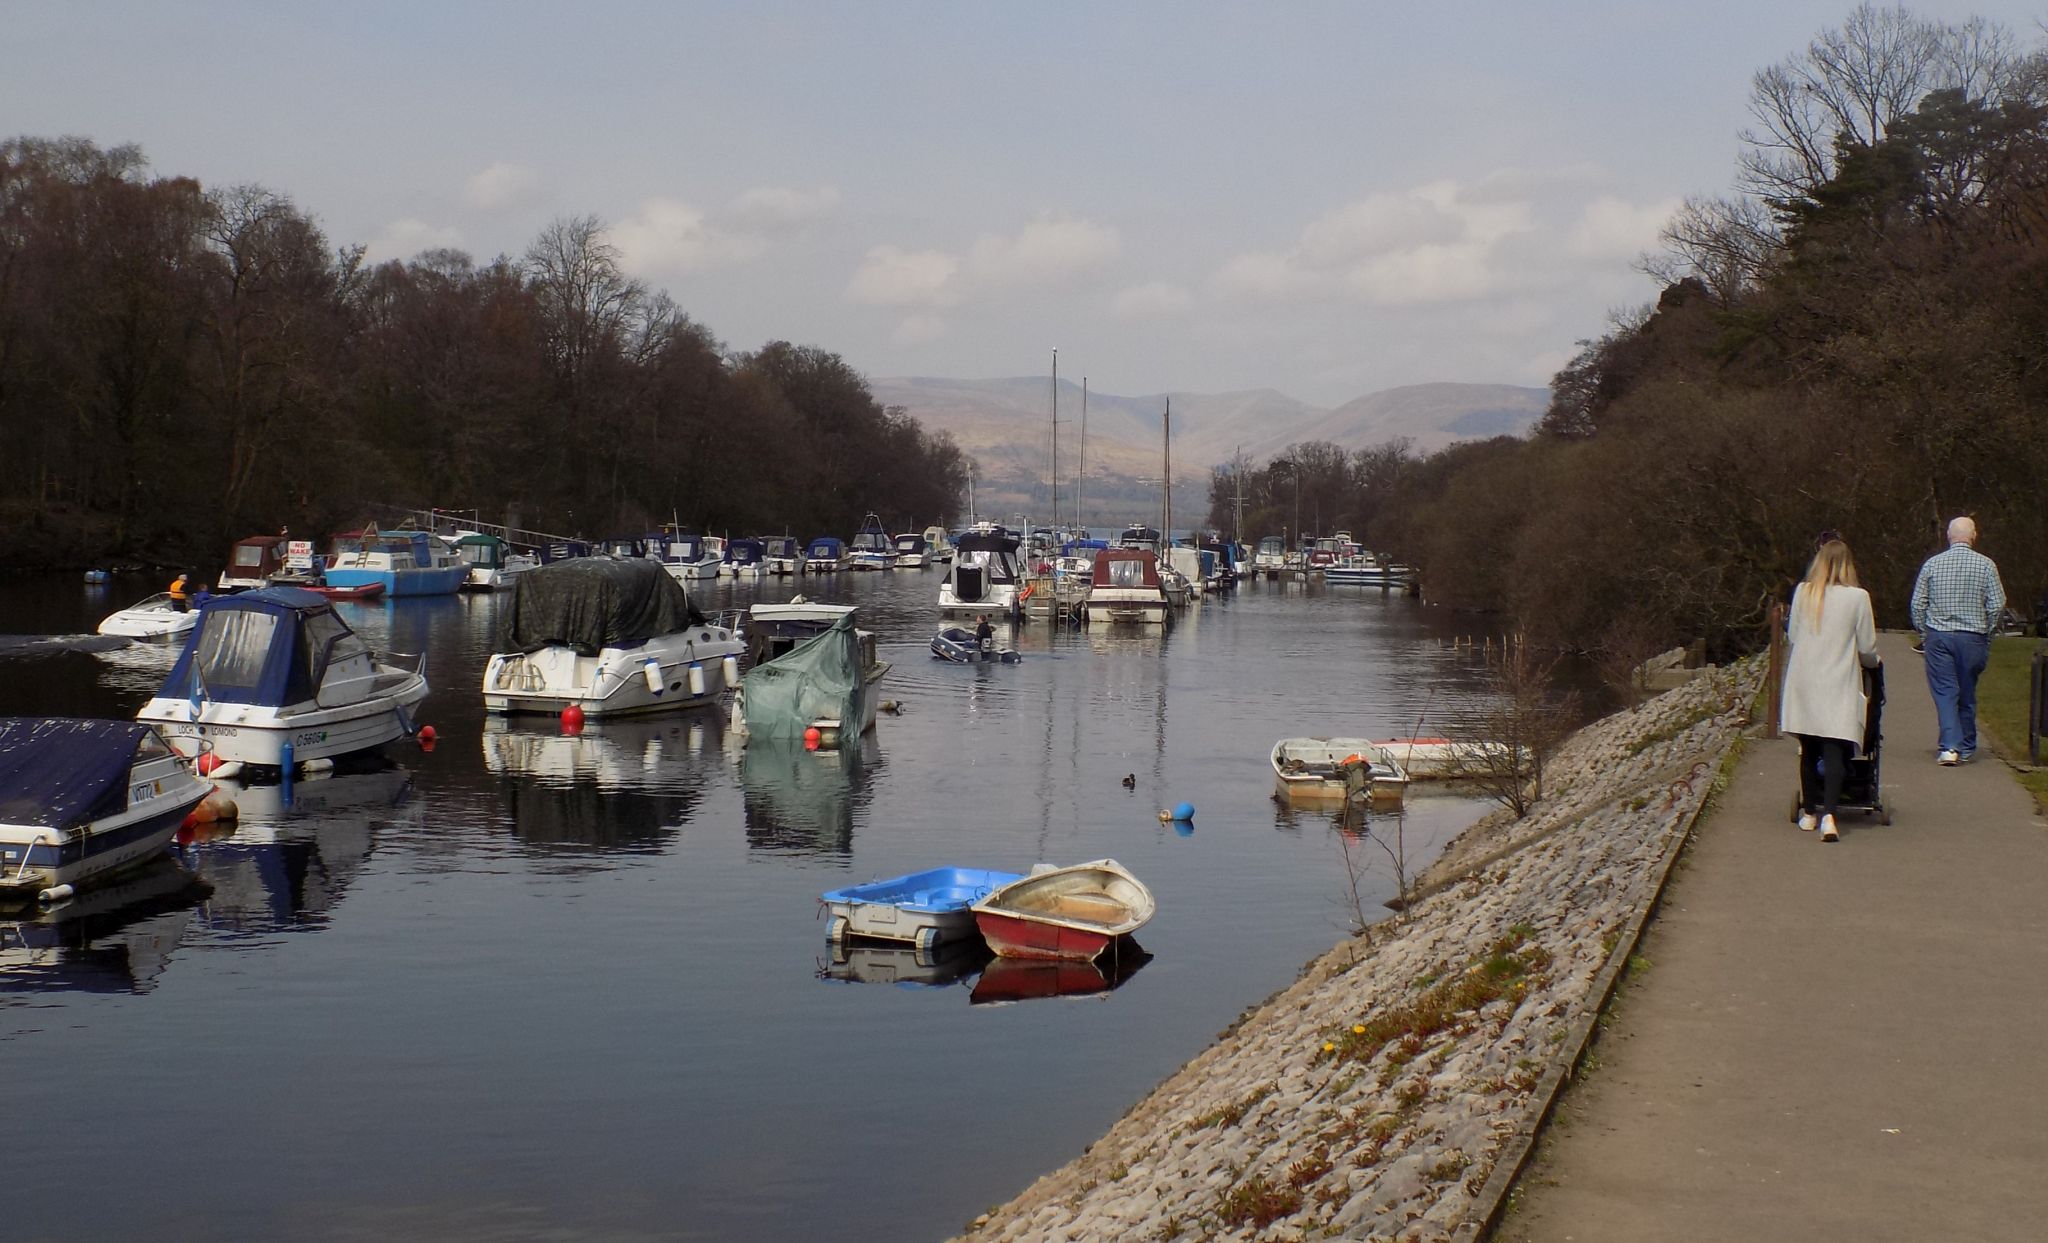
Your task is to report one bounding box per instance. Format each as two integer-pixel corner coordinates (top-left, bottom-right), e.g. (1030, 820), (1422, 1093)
(720, 655), (740, 689)
(643, 658), (664, 694)
(687, 662), (706, 697)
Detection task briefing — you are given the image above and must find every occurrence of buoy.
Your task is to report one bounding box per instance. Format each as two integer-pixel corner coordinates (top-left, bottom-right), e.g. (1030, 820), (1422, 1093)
(1172, 801), (1196, 822)
(416, 725), (436, 752)
(199, 790), (239, 821)
(196, 752), (222, 776)
(561, 704), (585, 734)
(803, 726), (823, 751)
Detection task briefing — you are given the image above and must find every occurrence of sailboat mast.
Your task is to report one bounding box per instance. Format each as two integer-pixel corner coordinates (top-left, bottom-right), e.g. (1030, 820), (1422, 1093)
(1078, 377), (1087, 531)
(1162, 398), (1173, 546)
(1050, 348), (1059, 540)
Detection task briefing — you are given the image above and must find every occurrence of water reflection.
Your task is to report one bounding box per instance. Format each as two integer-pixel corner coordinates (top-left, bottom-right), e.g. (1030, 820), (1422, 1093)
(740, 734), (882, 857)
(183, 765), (411, 933)
(0, 857), (208, 995)
(970, 947), (1153, 1006)
(92, 637), (182, 695)
(816, 938), (991, 989)
(483, 716), (721, 859)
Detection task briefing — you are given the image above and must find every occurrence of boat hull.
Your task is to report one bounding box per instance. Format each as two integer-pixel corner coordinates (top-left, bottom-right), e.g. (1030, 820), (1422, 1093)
(97, 609), (197, 642)
(0, 779), (206, 898)
(973, 910), (1123, 961)
(321, 565), (466, 597)
(483, 632), (743, 719)
(142, 679), (429, 769)
(970, 859), (1155, 961)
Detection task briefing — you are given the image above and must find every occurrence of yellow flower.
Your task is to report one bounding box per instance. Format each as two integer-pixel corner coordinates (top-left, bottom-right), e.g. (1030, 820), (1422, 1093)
(1352, 1024), (1366, 1034)
(1322, 1042), (1335, 1053)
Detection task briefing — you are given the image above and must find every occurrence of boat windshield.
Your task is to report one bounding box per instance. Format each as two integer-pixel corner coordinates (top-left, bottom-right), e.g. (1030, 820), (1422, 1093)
(300, 608), (369, 685)
(232, 544), (270, 568)
(459, 542), (500, 566)
(193, 610), (281, 694)
(1104, 559), (1150, 587)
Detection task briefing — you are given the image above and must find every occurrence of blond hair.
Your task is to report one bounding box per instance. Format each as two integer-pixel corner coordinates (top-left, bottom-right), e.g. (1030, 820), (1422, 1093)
(1801, 539), (1860, 627)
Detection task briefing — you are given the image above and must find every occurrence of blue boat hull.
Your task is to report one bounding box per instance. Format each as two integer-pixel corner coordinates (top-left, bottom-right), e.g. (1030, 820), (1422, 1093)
(820, 867), (1023, 946)
(321, 565), (467, 597)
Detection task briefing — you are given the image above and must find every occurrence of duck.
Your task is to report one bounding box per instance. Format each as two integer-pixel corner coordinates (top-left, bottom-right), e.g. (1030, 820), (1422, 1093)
(1121, 773), (1136, 789)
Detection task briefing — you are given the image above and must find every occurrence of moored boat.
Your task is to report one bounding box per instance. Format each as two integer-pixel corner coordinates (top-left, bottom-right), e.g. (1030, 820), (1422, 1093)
(848, 514), (893, 570)
(454, 533), (538, 591)
(819, 866), (1024, 951)
(217, 535), (290, 592)
(939, 523), (1024, 618)
(304, 581), (387, 602)
(721, 537), (767, 578)
(729, 601), (889, 745)
(1084, 547), (1169, 627)
(760, 535), (803, 576)
(95, 593), (199, 643)
(0, 719), (210, 902)
(1369, 736), (1525, 779)
(803, 536), (849, 574)
(323, 530), (467, 597)
(922, 525), (955, 563)
(931, 625), (1019, 663)
(655, 531), (723, 581)
(892, 532), (931, 568)
(1270, 737), (1409, 806)
(971, 859), (1156, 961)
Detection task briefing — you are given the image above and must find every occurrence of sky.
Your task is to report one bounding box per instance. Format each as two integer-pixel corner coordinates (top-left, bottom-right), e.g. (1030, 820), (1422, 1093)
(7, 2), (2044, 406)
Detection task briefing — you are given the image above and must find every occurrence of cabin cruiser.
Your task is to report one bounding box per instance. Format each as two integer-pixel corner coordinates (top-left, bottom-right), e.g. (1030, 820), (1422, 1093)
(730, 601), (890, 746)
(1051, 539), (1106, 587)
(0, 719), (210, 902)
(1254, 535), (1287, 578)
(655, 531), (723, 581)
(96, 593), (200, 643)
(137, 586), (429, 772)
(892, 532), (931, 569)
(1164, 546), (1206, 599)
(848, 514), (893, 571)
(483, 557), (742, 719)
(721, 537), (767, 578)
(922, 526), (955, 564)
(804, 536), (849, 574)
(217, 535), (289, 591)
(1084, 547), (1170, 626)
(454, 533), (538, 591)
(939, 523), (1024, 618)
(761, 536), (803, 576)
(323, 530), (468, 597)
(1117, 525), (1162, 554)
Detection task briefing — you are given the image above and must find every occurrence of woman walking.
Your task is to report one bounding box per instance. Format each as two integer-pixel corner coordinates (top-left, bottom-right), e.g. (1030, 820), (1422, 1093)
(1781, 537), (1881, 842)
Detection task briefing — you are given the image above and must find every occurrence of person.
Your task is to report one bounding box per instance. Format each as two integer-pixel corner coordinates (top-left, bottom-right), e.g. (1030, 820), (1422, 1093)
(167, 569), (194, 612)
(1781, 537), (1880, 842)
(1910, 516), (2006, 765)
(975, 614), (994, 662)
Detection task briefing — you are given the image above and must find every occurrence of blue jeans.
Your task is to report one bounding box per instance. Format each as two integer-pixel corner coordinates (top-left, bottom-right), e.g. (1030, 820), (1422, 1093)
(1922, 629), (1989, 755)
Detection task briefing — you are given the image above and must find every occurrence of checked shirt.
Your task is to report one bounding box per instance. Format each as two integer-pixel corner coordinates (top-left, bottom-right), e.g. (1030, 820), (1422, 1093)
(1910, 543), (2005, 635)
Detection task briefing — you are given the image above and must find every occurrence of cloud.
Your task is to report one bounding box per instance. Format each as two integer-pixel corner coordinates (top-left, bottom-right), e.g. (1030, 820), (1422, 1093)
(892, 314), (949, 345)
(464, 162), (541, 212)
(846, 211), (1120, 310)
(614, 183), (842, 277)
(1112, 281), (1194, 319)
(1568, 194), (1680, 261)
(364, 218), (463, 262)
(727, 184), (841, 230)
(847, 245), (962, 308)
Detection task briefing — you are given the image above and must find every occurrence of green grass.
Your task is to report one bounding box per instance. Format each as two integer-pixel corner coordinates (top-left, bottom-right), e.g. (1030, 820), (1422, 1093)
(1978, 637), (2048, 811)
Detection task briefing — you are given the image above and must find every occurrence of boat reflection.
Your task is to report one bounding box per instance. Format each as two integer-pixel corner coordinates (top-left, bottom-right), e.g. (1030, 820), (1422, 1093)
(816, 937), (991, 989)
(740, 733), (881, 857)
(181, 765), (411, 933)
(969, 945), (1153, 1006)
(482, 716), (722, 857)
(0, 857), (209, 994)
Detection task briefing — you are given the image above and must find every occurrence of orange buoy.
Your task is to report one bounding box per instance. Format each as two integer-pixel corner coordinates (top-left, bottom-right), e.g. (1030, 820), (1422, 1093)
(196, 752), (221, 776)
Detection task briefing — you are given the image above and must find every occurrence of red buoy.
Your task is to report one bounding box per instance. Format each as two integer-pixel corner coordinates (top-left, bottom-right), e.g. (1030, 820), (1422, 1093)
(561, 704), (585, 734)
(803, 726), (822, 750)
(417, 724), (437, 751)
(196, 753), (221, 776)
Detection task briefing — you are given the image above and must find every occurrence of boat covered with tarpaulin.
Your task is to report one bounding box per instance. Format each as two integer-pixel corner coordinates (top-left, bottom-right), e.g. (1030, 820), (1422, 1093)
(0, 718), (209, 900)
(729, 608), (886, 743)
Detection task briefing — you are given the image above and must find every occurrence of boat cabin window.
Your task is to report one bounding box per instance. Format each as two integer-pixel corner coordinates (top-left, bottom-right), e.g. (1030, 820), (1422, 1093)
(135, 729), (174, 760)
(300, 606), (368, 678)
(1105, 558), (1151, 587)
(459, 541), (498, 566)
(232, 543), (270, 567)
(194, 610), (282, 693)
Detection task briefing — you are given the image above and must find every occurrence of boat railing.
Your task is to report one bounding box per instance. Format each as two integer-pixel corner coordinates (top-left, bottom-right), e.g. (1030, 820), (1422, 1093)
(6, 831), (51, 887)
(707, 609), (745, 635)
(376, 649), (426, 677)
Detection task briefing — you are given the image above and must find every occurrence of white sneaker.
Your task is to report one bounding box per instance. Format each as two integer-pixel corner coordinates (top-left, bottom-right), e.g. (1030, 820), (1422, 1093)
(1820, 815), (1839, 842)
(1798, 812), (1818, 832)
(1938, 750), (1960, 766)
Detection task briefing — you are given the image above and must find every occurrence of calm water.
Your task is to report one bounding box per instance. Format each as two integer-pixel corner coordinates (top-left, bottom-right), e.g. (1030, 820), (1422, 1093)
(0, 570), (1507, 1243)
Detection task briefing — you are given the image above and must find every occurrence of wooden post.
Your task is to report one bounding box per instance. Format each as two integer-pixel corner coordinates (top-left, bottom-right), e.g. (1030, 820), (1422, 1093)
(1764, 601), (1786, 739)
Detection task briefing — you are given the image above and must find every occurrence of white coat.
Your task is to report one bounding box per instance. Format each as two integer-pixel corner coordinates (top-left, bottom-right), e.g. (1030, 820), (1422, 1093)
(1779, 582), (1880, 747)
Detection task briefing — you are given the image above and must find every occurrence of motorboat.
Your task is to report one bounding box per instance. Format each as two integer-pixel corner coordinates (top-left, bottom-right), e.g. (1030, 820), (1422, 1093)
(761, 535), (803, 576)
(1117, 525), (1162, 554)
(137, 586), (429, 772)
(931, 625), (1019, 664)
(543, 539), (594, 562)
(819, 866), (1024, 951)
(1164, 546), (1206, 598)
(1052, 539), (1106, 586)
(322, 530), (467, 597)
(939, 523), (1024, 618)
(892, 532), (931, 569)
(483, 557), (742, 719)
(721, 537), (767, 578)
(1254, 535), (1287, 578)
(217, 535), (289, 592)
(922, 525), (955, 564)
(656, 531), (723, 581)
(1370, 736), (1525, 779)
(1270, 737), (1410, 807)
(0, 719), (210, 902)
(729, 601), (889, 745)
(970, 859), (1156, 962)
(454, 533), (538, 591)
(96, 593), (199, 643)
(1084, 547), (1169, 626)
(803, 536), (849, 574)
(848, 514), (893, 570)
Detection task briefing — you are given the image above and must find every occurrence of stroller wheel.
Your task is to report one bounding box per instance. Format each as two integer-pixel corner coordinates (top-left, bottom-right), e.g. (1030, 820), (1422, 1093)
(1879, 803), (1892, 826)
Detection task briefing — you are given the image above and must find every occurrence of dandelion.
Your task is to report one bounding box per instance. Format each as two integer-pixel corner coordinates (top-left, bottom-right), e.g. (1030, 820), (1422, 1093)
(1352, 1024), (1366, 1034)
(1322, 1042), (1335, 1053)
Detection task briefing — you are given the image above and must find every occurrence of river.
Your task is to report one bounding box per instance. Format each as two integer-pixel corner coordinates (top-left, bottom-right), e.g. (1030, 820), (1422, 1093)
(0, 568), (1508, 1242)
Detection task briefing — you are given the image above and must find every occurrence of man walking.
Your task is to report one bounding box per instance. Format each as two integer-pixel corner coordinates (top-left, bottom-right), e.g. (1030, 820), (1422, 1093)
(1910, 516), (2006, 765)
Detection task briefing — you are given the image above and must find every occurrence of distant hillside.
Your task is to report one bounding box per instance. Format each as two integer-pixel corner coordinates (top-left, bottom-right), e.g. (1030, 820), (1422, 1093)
(871, 376), (1548, 524)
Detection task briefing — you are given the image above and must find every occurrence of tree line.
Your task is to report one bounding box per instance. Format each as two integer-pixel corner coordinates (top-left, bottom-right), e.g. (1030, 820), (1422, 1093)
(1212, 5), (2048, 658)
(0, 137), (967, 569)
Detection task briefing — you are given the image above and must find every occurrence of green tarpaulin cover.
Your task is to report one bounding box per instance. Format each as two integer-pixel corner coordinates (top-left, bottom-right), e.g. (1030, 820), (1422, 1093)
(741, 613), (861, 739)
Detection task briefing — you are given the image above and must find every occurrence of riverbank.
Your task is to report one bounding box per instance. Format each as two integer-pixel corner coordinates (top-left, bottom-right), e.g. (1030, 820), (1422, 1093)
(957, 660), (1760, 1242)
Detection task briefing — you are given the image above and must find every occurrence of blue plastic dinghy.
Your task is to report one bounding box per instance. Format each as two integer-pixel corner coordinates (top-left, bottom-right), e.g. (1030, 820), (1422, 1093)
(820, 866), (1023, 951)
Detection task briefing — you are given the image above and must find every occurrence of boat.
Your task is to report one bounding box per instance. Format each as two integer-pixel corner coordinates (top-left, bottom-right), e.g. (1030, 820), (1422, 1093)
(217, 535), (289, 592)
(1084, 547), (1170, 626)
(1254, 535), (1287, 578)
(848, 514), (893, 571)
(137, 586), (430, 772)
(543, 539), (594, 562)
(761, 535), (803, 576)
(1164, 546), (1207, 598)
(304, 581), (387, 602)
(721, 537), (767, 578)
(922, 525), (955, 563)
(803, 536), (849, 574)
(969, 948), (1152, 1005)
(0, 719), (211, 903)
(322, 530), (468, 597)
(970, 859), (1156, 962)
(1370, 736), (1526, 779)
(82, 569), (110, 585)
(655, 531), (723, 581)
(892, 532), (931, 569)
(939, 523), (1024, 617)
(96, 593), (199, 643)
(1270, 738), (1410, 807)
(1118, 524), (1162, 554)
(819, 866), (1024, 951)
(1052, 539), (1106, 587)
(729, 601), (889, 745)
(931, 625), (1019, 664)
(454, 533), (538, 591)
(483, 557), (742, 719)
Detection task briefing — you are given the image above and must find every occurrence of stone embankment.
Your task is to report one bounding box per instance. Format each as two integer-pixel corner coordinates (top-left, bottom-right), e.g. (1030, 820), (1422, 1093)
(958, 661), (1761, 1243)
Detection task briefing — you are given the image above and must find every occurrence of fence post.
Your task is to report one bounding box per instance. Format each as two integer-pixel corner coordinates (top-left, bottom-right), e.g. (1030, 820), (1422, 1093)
(2031, 648), (2045, 766)
(1764, 602), (1786, 739)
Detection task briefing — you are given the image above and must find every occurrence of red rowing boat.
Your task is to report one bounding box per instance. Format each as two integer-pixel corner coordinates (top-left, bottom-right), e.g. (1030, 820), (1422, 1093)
(970, 858), (1155, 961)
(307, 581), (386, 602)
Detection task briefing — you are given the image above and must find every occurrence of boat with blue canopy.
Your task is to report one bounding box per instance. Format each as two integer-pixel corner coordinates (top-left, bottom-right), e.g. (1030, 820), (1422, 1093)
(0, 718), (209, 901)
(803, 536), (848, 573)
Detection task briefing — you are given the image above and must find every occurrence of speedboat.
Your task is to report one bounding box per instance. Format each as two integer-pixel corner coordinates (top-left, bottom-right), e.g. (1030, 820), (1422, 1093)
(820, 866), (1024, 952)
(0, 719), (210, 903)
(137, 586), (429, 773)
(803, 536), (848, 574)
(721, 538), (767, 578)
(483, 557), (742, 719)
(939, 523), (1024, 618)
(848, 514), (893, 570)
(1084, 548), (1169, 626)
(96, 593), (199, 643)
(761, 536), (803, 576)
(1254, 535), (1287, 578)
(1117, 525), (1162, 554)
(454, 533), (538, 591)
(922, 525), (955, 564)
(892, 532), (931, 569)
(931, 626), (1019, 664)
(1270, 737), (1409, 807)
(656, 532), (723, 581)
(1164, 546), (1207, 598)
(729, 601), (889, 745)
(323, 530), (467, 597)
(971, 859), (1156, 962)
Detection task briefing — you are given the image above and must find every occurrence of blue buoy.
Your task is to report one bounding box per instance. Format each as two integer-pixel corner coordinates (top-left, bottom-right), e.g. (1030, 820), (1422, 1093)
(1172, 818), (1195, 838)
(1172, 801), (1196, 822)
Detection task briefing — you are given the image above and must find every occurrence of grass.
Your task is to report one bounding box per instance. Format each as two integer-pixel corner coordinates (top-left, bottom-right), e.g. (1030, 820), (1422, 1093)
(1191, 1083), (1272, 1131)
(1214, 1175), (1303, 1230)
(1322, 931), (1553, 1069)
(1978, 636), (2048, 812)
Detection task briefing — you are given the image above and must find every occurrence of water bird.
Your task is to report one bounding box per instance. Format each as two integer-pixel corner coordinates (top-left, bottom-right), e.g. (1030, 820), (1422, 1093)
(1121, 773), (1136, 789)
(879, 699), (903, 715)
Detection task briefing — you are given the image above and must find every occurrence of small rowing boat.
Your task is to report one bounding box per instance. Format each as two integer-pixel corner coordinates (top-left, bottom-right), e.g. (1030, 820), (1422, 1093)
(1270, 737), (1409, 806)
(971, 859), (1154, 961)
(819, 866), (1022, 952)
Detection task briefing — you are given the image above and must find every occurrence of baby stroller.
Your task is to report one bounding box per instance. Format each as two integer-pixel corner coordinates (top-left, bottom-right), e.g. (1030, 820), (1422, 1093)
(1788, 662), (1889, 825)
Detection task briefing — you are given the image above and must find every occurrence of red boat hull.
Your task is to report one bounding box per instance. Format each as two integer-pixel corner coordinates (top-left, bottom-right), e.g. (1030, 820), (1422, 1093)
(974, 910), (1117, 962)
(309, 582), (386, 601)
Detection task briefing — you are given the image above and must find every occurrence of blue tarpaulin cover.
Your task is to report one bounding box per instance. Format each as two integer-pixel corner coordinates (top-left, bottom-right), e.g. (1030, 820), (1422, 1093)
(0, 718), (147, 831)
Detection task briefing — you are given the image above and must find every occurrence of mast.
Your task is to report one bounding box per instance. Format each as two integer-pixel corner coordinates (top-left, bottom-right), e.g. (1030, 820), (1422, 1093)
(1162, 398), (1173, 547)
(967, 461), (977, 524)
(1049, 348), (1059, 541)
(1078, 377), (1087, 531)
(1233, 444), (1244, 544)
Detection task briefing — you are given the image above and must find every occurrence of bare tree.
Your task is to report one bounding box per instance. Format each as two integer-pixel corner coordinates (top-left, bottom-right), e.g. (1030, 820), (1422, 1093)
(1449, 636), (1578, 819)
(1644, 193), (1781, 300)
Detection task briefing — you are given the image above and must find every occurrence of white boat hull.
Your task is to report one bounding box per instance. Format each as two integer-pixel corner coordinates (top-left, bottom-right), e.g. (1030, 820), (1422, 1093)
(139, 676), (430, 768)
(97, 599), (198, 642)
(0, 757), (207, 897)
(483, 628), (743, 718)
(1271, 737), (1409, 806)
